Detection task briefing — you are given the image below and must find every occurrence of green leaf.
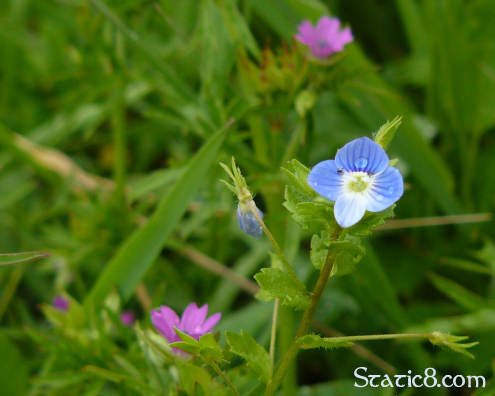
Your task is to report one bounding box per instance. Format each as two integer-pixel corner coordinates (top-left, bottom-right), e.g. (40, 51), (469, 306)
(254, 268), (310, 310)
(169, 341), (200, 355)
(177, 361), (214, 395)
(0, 335), (28, 396)
(85, 122), (232, 307)
(297, 334), (354, 350)
(170, 328), (201, 355)
(282, 159), (317, 200)
(0, 251), (49, 266)
(428, 273), (492, 311)
(82, 366), (126, 383)
(428, 332), (479, 359)
(225, 331), (270, 383)
(283, 159), (338, 234)
(249, 0), (300, 40)
(175, 328), (199, 345)
(198, 0), (234, 101)
(198, 333), (223, 361)
(310, 232), (365, 276)
(344, 205), (395, 237)
(170, 329), (223, 360)
(373, 116), (402, 149)
(220, 0), (260, 58)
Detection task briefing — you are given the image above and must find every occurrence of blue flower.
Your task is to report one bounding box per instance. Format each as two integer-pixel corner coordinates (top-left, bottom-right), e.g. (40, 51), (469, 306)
(237, 203), (263, 237)
(307, 137), (404, 228)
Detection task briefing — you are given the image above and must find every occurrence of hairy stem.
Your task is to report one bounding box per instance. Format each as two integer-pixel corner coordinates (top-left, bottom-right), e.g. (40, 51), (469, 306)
(269, 298), (279, 378)
(207, 359), (240, 396)
(326, 333), (431, 343)
(248, 201), (298, 279)
(265, 239), (338, 396)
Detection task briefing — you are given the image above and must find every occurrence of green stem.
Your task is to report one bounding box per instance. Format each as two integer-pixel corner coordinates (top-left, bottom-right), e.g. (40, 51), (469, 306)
(327, 333), (431, 343)
(269, 298), (279, 378)
(265, 237), (339, 396)
(247, 201), (297, 279)
(207, 359), (240, 396)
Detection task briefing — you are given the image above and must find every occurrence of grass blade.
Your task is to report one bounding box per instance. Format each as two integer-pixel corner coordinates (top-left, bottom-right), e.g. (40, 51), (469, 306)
(84, 120), (234, 307)
(0, 252), (49, 266)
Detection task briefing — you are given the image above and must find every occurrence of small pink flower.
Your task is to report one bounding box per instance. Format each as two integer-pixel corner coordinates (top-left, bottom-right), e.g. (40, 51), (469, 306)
(151, 303), (221, 349)
(53, 296), (69, 312)
(295, 16), (353, 59)
(120, 311), (135, 326)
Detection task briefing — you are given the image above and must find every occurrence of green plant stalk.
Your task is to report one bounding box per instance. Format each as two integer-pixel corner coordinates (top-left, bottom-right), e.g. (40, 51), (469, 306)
(247, 201), (297, 279)
(112, 82), (126, 203)
(324, 333), (431, 343)
(206, 359), (240, 396)
(265, 241), (338, 396)
(269, 298), (279, 379)
(0, 266), (25, 321)
(247, 200), (295, 385)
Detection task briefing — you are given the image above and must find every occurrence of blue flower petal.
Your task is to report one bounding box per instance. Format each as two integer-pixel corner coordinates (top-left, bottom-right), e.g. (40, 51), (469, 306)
(335, 137), (389, 174)
(307, 160), (343, 201)
(366, 167), (404, 212)
(237, 205), (263, 237)
(334, 194), (367, 228)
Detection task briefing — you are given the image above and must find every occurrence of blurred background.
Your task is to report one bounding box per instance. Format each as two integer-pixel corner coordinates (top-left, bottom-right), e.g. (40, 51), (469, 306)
(0, 0), (494, 394)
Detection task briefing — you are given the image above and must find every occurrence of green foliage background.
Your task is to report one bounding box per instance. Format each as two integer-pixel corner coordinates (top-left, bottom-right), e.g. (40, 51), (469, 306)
(0, 0), (494, 394)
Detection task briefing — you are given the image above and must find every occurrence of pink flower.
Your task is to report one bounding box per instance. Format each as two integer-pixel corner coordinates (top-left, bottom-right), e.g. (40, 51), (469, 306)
(295, 16), (353, 59)
(151, 303), (221, 346)
(120, 311), (135, 326)
(53, 296), (69, 312)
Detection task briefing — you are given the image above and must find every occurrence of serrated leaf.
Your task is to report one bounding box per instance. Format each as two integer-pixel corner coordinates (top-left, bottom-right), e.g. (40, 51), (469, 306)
(310, 233), (365, 276)
(254, 268), (310, 310)
(282, 160), (341, 234)
(297, 334), (354, 350)
(225, 331), (270, 383)
(198, 333), (223, 361)
(177, 362), (214, 395)
(282, 159), (317, 200)
(289, 201), (338, 234)
(344, 205), (396, 237)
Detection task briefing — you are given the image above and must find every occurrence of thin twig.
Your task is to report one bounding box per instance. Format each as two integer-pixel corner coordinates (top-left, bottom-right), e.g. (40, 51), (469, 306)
(177, 245), (260, 295)
(12, 133), (115, 191)
(311, 322), (397, 375)
(377, 213), (492, 230)
(135, 283), (152, 311)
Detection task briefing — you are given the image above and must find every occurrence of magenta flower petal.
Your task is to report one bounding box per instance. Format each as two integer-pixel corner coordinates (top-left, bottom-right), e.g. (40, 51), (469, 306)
(180, 303), (208, 337)
(151, 306), (180, 343)
(201, 312), (222, 333)
(53, 296), (69, 312)
(120, 311), (135, 327)
(295, 20), (316, 46)
(316, 16), (339, 35)
(295, 15), (353, 59)
(151, 303), (222, 353)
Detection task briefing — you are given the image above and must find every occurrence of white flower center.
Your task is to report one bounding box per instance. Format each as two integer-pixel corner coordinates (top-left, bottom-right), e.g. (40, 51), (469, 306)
(342, 171), (374, 195)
